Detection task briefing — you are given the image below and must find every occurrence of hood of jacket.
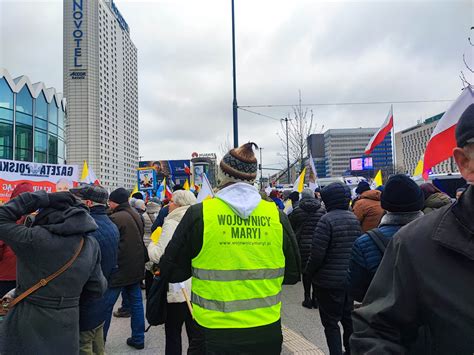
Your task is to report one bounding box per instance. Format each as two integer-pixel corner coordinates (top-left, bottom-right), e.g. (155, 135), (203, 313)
(165, 205), (190, 223)
(360, 189), (381, 202)
(216, 182), (261, 219)
(424, 192), (452, 209)
(321, 182), (351, 212)
(299, 198), (322, 213)
(34, 203), (98, 236)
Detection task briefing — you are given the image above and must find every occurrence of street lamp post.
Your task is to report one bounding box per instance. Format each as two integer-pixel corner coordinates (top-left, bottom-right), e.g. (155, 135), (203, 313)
(281, 117), (290, 183)
(231, 0), (238, 148)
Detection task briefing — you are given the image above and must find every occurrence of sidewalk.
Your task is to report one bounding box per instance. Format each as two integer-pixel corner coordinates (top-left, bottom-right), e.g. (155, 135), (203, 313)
(105, 283), (327, 354)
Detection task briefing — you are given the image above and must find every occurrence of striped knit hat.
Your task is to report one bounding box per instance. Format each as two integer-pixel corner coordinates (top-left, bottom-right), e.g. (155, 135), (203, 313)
(218, 142), (258, 186)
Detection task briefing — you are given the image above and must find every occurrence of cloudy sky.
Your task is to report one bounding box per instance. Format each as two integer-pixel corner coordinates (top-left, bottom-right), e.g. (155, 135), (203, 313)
(0, 0), (472, 169)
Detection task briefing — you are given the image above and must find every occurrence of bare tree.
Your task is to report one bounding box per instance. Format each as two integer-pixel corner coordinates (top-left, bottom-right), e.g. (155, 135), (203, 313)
(460, 26), (474, 87)
(218, 133), (232, 159)
(277, 91), (316, 171)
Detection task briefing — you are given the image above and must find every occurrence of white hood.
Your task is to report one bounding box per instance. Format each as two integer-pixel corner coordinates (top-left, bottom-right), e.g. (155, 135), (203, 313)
(216, 182), (261, 219)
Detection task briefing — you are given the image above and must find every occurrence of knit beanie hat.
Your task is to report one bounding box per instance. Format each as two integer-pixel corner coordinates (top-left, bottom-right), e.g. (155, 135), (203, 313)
(218, 142), (258, 186)
(301, 188), (315, 200)
(355, 181), (371, 195)
(381, 175), (424, 212)
(109, 187), (129, 204)
(11, 182), (34, 199)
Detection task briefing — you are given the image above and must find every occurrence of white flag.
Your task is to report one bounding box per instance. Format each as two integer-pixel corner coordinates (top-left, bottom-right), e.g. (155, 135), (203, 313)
(196, 173), (215, 203)
(308, 153), (319, 191)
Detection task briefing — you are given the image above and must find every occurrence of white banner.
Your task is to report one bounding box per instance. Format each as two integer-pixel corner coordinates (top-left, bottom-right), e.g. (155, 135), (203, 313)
(0, 159), (79, 201)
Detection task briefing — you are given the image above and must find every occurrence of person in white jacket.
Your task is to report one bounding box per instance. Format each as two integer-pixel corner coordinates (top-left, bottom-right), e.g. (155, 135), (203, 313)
(147, 190), (202, 355)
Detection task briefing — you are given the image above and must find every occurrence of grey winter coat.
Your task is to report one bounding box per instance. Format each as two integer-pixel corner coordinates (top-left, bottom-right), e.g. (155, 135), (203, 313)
(0, 191), (107, 355)
(351, 186), (474, 354)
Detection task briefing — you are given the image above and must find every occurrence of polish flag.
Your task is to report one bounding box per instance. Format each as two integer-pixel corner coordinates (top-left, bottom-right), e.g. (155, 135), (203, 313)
(365, 106), (394, 155)
(423, 86), (474, 179)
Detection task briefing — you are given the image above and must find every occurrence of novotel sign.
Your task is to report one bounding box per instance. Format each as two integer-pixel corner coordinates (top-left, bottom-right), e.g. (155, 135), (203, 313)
(71, 0), (86, 79)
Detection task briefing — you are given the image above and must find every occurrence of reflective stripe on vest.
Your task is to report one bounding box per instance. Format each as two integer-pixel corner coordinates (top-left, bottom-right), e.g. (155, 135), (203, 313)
(191, 291), (282, 313)
(192, 267), (285, 281)
(192, 197), (285, 329)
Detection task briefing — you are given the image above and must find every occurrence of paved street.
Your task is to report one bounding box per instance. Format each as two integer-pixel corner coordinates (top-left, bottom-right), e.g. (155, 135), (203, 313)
(106, 283), (328, 354)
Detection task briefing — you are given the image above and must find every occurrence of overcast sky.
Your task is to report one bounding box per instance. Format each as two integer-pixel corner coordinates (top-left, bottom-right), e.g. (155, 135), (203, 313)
(0, 0), (472, 169)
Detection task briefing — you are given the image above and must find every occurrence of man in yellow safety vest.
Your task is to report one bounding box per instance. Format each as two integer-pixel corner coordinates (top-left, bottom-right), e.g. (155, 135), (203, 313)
(160, 142), (301, 354)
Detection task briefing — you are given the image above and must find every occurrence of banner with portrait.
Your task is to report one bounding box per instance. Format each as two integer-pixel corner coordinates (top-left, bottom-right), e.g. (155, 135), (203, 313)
(0, 159), (79, 202)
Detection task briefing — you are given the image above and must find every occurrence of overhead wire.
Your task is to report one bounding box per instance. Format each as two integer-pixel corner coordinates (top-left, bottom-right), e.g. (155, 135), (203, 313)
(239, 99), (454, 109)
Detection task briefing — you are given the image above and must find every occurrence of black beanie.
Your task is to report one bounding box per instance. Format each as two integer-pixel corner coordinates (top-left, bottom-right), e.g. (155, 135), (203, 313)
(109, 187), (129, 204)
(355, 181), (371, 195)
(381, 175), (424, 212)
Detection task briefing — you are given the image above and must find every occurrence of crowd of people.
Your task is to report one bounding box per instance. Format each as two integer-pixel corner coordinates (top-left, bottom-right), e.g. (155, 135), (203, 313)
(0, 106), (473, 355)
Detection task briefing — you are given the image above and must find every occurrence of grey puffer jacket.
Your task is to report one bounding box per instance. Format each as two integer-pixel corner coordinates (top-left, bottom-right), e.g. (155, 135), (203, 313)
(305, 183), (362, 289)
(0, 191), (106, 355)
(289, 198), (326, 267)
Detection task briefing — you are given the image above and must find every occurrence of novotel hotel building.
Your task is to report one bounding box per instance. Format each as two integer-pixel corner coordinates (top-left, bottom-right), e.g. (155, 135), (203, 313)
(64, 0), (139, 189)
(0, 68), (66, 164)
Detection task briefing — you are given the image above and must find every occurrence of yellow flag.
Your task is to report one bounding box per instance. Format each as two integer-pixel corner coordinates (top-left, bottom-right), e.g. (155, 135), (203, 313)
(130, 184), (139, 198)
(413, 159), (423, 177)
(293, 167), (307, 193)
(374, 170), (383, 187)
(81, 161), (89, 181)
(183, 179), (190, 191)
(150, 226), (162, 244)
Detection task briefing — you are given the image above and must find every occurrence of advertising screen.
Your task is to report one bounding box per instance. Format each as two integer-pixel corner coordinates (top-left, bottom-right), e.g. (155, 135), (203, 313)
(350, 157), (373, 171)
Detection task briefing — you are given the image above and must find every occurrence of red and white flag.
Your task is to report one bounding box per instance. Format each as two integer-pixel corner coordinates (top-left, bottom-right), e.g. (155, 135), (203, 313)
(365, 106), (394, 155)
(423, 86), (474, 179)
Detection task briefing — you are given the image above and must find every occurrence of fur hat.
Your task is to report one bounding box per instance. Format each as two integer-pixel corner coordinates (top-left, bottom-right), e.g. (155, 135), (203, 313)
(218, 142), (258, 186)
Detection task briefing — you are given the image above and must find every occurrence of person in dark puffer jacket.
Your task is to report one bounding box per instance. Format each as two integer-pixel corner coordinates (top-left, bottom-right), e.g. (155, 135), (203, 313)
(305, 182), (362, 355)
(348, 175), (424, 303)
(289, 188), (326, 309)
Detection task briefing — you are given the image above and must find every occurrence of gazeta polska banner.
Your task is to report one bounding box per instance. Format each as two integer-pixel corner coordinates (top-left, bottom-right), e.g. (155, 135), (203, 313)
(0, 159), (79, 202)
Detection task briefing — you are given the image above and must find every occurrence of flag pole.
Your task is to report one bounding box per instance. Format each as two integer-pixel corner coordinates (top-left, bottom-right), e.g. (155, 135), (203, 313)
(391, 104), (396, 176)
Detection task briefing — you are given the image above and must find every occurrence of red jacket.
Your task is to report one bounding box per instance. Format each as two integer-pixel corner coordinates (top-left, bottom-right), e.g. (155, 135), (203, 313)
(0, 241), (16, 281)
(0, 182), (34, 281)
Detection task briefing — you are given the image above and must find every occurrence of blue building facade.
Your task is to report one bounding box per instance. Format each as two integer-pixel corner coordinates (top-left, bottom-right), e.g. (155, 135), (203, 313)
(0, 69), (66, 164)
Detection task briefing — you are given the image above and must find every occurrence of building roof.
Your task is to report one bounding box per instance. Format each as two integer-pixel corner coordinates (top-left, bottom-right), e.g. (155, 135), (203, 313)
(400, 112), (444, 135)
(0, 68), (66, 111)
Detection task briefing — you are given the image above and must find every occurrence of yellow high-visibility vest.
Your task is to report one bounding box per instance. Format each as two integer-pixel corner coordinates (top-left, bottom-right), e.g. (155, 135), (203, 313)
(191, 197), (285, 329)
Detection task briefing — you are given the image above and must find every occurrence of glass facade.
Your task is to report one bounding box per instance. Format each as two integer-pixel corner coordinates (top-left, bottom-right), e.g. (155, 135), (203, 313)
(0, 77), (66, 163)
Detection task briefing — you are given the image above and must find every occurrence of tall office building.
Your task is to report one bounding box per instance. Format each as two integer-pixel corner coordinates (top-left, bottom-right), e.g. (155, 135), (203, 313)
(64, 0), (138, 189)
(324, 128), (393, 177)
(395, 113), (456, 175)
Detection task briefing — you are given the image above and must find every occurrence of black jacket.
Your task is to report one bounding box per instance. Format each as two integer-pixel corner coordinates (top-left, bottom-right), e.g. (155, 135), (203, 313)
(109, 203), (146, 288)
(289, 198), (326, 267)
(305, 182), (362, 289)
(351, 186), (474, 354)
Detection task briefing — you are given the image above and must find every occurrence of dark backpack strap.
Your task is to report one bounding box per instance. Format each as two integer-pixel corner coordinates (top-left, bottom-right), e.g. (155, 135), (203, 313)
(366, 228), (389, 254)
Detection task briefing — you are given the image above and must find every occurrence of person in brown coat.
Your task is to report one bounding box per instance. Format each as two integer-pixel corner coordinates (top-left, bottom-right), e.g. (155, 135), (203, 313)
(353, 182), (384, 232)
